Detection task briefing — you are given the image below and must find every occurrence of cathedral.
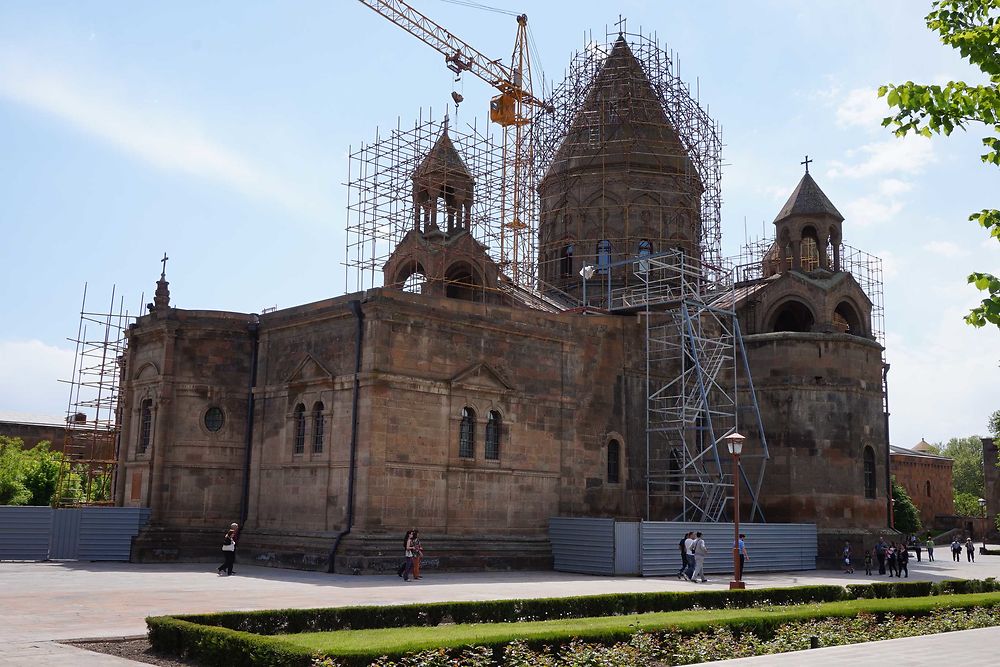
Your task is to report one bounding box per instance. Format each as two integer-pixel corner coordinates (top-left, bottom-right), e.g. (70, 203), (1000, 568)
(116, 35), (888, 572)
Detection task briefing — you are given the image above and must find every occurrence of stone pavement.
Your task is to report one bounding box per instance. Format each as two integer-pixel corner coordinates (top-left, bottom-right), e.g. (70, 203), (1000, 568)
(2, 547), (999, 665)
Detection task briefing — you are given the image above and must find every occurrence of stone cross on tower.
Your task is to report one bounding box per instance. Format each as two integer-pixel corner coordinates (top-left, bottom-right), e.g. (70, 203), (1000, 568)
(152, 251), (171, 311)
(801, 155), (813, 174)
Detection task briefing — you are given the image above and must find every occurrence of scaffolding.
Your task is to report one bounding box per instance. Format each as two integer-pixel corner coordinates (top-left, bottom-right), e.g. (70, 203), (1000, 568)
(344, 109), (530, 295)
(54, 284), (136, 507)
(533, 27), (724, 292)
(593, 250), (768, 522)
(733, 237), (886, 348)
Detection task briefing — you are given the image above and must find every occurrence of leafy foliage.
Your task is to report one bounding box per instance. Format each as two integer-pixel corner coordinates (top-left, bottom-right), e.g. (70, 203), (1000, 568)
(879, 0), (1000, 329)
(989, 408), (1000, 436)
(939, 435), (986, 497)
(0, 436), (64, 506)
(891, 476), (923, 534)
(955, 490), (987, 515)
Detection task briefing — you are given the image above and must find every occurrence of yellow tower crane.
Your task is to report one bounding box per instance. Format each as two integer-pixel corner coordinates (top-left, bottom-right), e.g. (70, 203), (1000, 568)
(357, 0), (552, 285)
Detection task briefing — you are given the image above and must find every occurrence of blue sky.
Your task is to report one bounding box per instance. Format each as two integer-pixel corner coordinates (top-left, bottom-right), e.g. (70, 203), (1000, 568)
(0, 0), (996, 448)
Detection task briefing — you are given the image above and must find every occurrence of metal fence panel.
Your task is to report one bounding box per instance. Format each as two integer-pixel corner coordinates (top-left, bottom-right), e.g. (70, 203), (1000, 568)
(49, 509), (81, 559)
(614, 522), (640, 575)
(78, 507), (151, 561)
(549, 517), (615, 575)
(0, 506), (53, 560)
(641, 522), (816, 576)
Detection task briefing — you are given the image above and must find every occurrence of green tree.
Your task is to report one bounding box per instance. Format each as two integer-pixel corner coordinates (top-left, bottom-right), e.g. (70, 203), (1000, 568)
(955, 490), (986, 515)
(880, 0), (1000, 329)
(892, 476), (923, 534)
(988, 408), (1000, 436)
(0, 437), (31, 505)
(0, 436), (66, 506)
(939, 436), (985, 496)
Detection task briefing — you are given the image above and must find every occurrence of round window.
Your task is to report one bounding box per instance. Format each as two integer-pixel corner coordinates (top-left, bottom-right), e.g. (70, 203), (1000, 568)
(204, 407), (225, 432)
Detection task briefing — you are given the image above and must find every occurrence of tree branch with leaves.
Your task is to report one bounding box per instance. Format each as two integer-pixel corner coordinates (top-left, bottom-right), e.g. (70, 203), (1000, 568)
(879, 0), (1000, 328)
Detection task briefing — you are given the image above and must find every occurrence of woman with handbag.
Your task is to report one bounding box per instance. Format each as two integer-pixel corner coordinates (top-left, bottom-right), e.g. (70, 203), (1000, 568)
(218, 523), (238, 576)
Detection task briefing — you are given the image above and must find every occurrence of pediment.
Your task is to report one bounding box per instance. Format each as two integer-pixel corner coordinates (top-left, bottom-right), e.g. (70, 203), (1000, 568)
(286, 354), (334, 385)
(450, 363), (513, 392)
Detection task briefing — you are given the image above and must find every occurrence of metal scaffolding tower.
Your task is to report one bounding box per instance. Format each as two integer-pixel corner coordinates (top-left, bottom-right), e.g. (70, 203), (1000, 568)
(596, 250), (769, 522)
(54, 284), (136, 507)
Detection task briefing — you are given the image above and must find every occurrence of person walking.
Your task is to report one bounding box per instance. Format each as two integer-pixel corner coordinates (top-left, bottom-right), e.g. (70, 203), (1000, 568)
(841, 541), (854, 574)
(675, 531), (692, 579)
(683, 532), (697, 581)
(925, 537), (935, 562)
(400, 530), (416, 581)
(951, 538), (962, 562)
(898, 542), (909, 578)
(736, 533), (749, 579)
(864, 548), (873, 575)
(886, 544), (898, 577)
(966, 537), (976, 562)
(911, 535), (921, 562)
(411, 530), (424, 579)
(691, 532), (710, 583)
(874, 536), (887, 575)
(217, 523), (238, 576)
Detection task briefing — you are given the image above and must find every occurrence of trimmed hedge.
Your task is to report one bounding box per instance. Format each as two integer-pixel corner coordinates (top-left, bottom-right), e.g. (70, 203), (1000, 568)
(147, 578), (1000, 667)
(172, 584), (848, 635)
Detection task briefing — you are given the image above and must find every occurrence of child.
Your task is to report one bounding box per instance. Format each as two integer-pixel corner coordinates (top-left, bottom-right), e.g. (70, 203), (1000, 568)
(864, 548), (873, 575)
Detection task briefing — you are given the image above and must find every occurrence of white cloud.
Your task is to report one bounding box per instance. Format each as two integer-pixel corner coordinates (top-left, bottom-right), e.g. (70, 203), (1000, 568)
(0, 50), (328, 219)
(923, 240), (968, 258)
(0, 340), (74, 417)
(876, 249), (902, 280)
(836, 87), (888, 129)
(826, 138), (935, 180)
(887, 299), (1000, 446)
(877, 178), (912, 197)
(843, 195), (904, 227)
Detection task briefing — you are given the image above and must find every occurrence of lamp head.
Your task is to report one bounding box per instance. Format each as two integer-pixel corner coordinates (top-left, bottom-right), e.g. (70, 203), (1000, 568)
(725, 432), (746, 456)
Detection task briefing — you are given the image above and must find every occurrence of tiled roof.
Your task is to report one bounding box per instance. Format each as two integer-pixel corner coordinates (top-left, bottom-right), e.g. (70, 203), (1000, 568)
(773, 172), (844, 224)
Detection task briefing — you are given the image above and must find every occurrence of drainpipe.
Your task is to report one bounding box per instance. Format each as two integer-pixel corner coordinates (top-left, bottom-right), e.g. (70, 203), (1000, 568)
(239, 315), (260, 527)
(328, 299), (364, 572)
(883, 362), (892, 529)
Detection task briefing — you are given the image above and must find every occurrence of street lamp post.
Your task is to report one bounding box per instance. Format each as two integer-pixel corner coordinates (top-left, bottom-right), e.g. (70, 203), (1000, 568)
(979, 497), (987, 518)
(727, 432), (746, 590)
(579, 265), (595, 308)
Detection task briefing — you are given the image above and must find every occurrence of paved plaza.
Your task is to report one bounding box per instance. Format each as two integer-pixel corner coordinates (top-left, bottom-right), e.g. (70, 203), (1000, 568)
(2, 548), (1000, 665)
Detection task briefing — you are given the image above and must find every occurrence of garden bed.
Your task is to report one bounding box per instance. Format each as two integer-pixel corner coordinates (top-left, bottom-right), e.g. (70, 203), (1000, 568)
(147, 579), (1000, 667)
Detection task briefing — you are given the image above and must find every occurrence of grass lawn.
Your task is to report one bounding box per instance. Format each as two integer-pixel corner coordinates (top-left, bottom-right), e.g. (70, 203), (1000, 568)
(273, 591), (1000, 659)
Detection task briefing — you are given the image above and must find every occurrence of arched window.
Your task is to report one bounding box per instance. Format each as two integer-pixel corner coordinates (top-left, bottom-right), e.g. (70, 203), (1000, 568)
(560, 243), (574, 277)
(138, 399), (153, 453)
(312, 402), (325, 454)
(597, 240), (612, 272)
(638, 240), (652, 274)
(459, 407), (476, 458)
(926, 480), (931, 498)
(607, 439), (621, 484)
(833, 301), (865, 337)
(668, 448), (681, 491)
(293, 403), (306, 454)
(771, 300), (815, 333)
(445, 263), (482, 302)
(863, 446), (876, 499)
(485, 411), (501, 460)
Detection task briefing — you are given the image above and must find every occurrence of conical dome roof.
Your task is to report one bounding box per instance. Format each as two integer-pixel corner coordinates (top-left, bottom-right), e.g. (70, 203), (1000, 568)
(912, 438), (935, 453)
(413, 124), (472, 184)
(541, 36), (697, 185)
(773, 172), (844, 224)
